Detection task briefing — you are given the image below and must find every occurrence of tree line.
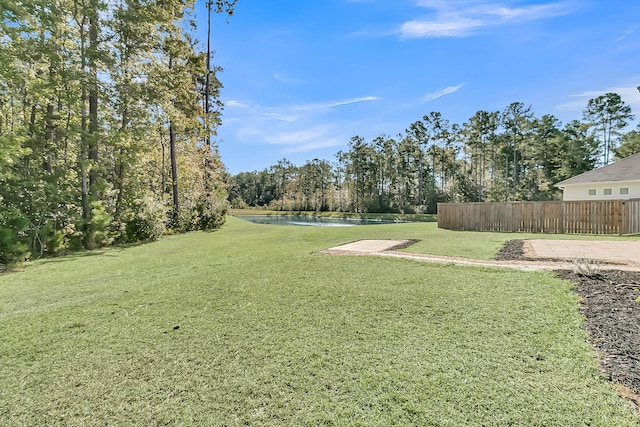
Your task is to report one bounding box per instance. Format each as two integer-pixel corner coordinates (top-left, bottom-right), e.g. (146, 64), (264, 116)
(0, 0), (237, 266)
(228, 94), (639, 213)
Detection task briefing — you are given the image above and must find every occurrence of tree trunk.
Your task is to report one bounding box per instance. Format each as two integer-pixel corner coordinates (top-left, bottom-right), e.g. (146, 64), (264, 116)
(169, 121), (179, 226)
(88, 9), (99, 191)
(44, 103), (54, 173)
(167, 52), (180, 226)
(77, 9), (90, 223)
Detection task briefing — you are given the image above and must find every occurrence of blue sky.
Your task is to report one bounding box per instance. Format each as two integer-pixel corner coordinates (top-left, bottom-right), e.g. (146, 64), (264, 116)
(202, 0), (640, 174)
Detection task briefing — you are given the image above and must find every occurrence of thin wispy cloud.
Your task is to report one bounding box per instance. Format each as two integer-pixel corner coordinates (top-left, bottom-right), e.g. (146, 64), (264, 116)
(226, 100), (250, 108)
(402, 84), (464, 107)
(283, 138), (342, 154)
(225, 96), (379, 118)
(224, 96), (380, 155)
(556, 85), (640, 113)
(400, 17), (482, 38)
(264, 112), (302, 122)
(264, 128), (343, 154)
(470, 2), (571, 21)
(264, 128), (330, 145)
(293, 96), (380, 111)
(618, 25), (639, 41)
(398, 0), (575, 39)
(273, 72), (305, 84)
(421, 84), (464, 103)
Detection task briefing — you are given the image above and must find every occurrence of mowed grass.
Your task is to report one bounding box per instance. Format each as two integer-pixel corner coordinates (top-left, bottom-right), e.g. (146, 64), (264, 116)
(0, 218), (638, 425)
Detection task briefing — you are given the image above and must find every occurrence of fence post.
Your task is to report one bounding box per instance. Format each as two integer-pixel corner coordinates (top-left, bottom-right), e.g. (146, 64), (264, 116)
(621, 200), (626, 235)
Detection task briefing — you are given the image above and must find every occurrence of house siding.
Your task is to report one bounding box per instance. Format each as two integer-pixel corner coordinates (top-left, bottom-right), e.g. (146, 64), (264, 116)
(561, 181), (640, 201)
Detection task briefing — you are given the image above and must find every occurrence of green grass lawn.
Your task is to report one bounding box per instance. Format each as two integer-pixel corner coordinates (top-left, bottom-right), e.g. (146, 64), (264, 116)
(0, 218), (638, 425)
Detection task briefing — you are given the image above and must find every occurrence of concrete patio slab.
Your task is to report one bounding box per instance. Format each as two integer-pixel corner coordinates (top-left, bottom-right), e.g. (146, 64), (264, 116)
(328, 240), (411, 253)
(528, 240), (640, 265)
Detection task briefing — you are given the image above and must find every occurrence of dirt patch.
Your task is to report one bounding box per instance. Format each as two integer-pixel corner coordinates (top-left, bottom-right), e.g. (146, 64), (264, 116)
(494, 239), (565, 263)
(497, 240), (640, 411)
(386, 239), (421, 251)
(494, 239), (526, 260)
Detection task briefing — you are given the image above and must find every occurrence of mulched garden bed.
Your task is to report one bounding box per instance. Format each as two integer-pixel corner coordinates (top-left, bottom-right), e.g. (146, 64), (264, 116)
(494, 239), (527, 260)
(497, 240), (640, 410)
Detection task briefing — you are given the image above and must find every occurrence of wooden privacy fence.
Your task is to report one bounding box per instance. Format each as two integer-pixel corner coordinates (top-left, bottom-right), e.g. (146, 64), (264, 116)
(437, 199), (640, 235)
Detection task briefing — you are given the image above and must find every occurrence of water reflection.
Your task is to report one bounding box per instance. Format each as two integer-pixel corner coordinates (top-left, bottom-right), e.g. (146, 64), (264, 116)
(235, 215), (402, 227)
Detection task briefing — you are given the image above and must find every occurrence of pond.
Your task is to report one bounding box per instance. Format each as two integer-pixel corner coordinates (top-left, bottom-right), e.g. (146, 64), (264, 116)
(235, 215), (403, 227)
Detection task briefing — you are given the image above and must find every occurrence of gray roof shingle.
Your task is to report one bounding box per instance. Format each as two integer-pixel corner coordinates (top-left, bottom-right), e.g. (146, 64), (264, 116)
(556, 153), (640, 187)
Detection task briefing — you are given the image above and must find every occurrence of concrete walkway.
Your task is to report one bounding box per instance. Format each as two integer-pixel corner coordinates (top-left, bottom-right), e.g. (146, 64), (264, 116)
(323, 239), (640, 271)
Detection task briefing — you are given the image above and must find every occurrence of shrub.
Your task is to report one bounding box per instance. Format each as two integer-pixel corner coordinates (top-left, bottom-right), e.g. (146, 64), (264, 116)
(83, 201), (114, 250)
(0, 208), (31, 268)
(113, 194), (167, 243)
(571, 258), (601, 277)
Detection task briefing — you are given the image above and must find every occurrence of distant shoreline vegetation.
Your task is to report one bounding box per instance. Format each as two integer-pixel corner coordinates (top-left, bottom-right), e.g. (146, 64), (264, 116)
(229, 209), (436, 223)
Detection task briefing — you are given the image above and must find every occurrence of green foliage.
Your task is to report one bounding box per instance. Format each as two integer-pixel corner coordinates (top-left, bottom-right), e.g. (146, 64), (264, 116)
(114, 194), (167, 243)
(176, 197), (226, 232)
(195, 190), (228, 230)
(84, 201), (113, 250)
(583, 92), (634, 165)
(614, 124), (640, 159)
(0, 0), (233, 261)
(33, 220), (67, 256)
(230, 196), (249, 209)
(0, 208), (31, 267)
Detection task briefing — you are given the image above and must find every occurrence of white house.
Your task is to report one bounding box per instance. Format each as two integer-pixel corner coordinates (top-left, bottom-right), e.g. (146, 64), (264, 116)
(555, 153), (640, 201)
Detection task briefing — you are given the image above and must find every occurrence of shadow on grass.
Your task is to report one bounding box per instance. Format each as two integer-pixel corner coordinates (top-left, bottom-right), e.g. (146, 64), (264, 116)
(3, 228), (219, 275)
(11, 242), (144, 274)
